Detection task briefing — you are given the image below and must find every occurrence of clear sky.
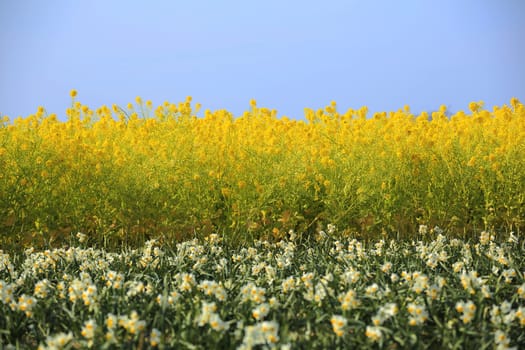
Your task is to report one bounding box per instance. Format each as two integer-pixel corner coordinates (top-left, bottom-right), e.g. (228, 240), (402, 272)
(1, 0), (524, 120)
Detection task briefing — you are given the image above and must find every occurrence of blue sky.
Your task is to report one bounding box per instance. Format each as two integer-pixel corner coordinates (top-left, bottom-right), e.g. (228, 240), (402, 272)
(1, 0), (524, 120)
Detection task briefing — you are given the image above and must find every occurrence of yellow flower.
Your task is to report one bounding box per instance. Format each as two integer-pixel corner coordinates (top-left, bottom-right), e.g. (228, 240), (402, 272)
(220, 187), (231, 198)
(70, 89), (77, 98)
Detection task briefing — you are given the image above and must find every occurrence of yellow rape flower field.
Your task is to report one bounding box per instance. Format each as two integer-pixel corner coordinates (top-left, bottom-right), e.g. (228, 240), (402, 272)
(0, 94), (524, 348)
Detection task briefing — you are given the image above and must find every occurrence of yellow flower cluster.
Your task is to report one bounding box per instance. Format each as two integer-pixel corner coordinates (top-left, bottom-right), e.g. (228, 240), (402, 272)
(1, 96), (524, 247)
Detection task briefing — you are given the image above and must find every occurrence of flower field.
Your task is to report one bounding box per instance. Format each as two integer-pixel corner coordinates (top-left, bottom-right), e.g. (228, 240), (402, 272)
(1, 95), (525, 348)
(0, 95), (524, 249)
(1, 229), (524, 349)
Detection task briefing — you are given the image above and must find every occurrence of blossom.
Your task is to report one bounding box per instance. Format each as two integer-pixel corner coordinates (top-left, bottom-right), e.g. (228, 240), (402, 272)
(240, 282), (266, 304)
(381, 261), (392, 273)
(198, 280), (228, 301)
(252, 303), (270, 321)
(34, 279), (51, 298)
(150, 328), (161, 347)
(494, 330), (516, 350)
(300, 272), (315, 289)
(390, 273), (399, 283)
(16, 294), (37, 317)
(104, 270), (124, 289)
(105, 313), (118, 330)
(517, 283), (525, 299)
(456, 300), (476, 324)
(281, 276), (296, 293)
(459, 270), (482, 294)
(239, 321), (279, 349)
(313, 282), (327, 304)
(0, 281), (15, 305)
(118, 311), (146, 335)
(38, 332), (73, 350)
(365, 326), (383, 342)
(365, 283), (379, 296)
(197, 301), (217, 326)
(81, 319), (96, 340)
(515, 307), (525, 326)
(372, 303), (398, 325)
(502, 268), (516, 284)
(81, 283), (97, 306)
(407, 302), (428, 326)
(479, 231), (494, 245)
(330, 315), (347, 337)
(342, 268), (361, 284)
(426, 284), (441, 300)
(178, 273), (197, 292)
(339, 289), (360, 310)
(411, 273), (429, 294)
(208, 313), (229, 332)
(452, 261), (464, 273)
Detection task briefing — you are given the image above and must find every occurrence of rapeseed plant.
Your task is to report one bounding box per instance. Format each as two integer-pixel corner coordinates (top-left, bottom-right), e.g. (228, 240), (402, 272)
(1, 97), (524, 248)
